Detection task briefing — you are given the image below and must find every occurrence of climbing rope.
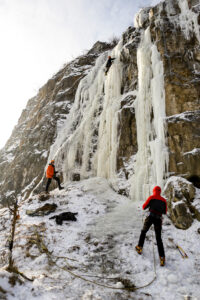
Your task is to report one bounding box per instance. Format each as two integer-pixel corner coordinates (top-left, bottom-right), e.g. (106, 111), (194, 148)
(151, 229), (157, 281)
(34, 230), (157, 292)
(7, 199), (157, 289)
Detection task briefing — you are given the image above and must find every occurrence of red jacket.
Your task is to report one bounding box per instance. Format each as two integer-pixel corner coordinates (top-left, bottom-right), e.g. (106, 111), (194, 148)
(143, 186), (167, 215)
(46, 163), (55, 178)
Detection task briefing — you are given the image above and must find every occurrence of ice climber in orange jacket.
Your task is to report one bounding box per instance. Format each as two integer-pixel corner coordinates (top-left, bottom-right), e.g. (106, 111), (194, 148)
(45, 160), (64, 193)
(135, 186), (167, 266)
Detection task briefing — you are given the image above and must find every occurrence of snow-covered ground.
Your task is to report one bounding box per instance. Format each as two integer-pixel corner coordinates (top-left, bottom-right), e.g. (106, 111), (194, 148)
(0, 177), (199, 300)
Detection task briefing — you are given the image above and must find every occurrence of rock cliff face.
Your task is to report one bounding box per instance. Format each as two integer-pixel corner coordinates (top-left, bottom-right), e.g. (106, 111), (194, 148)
(0, 0), (199, 229)
(118, 0), (200, 180)
(0, 41), (113, 203)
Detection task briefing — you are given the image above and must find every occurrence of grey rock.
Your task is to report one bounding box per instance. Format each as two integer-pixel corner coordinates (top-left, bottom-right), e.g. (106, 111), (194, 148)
(26, 203), (57, 216)
(38, 192), (50, 202)
(72, 173), (80, 181)
(164, 177), (197, 229)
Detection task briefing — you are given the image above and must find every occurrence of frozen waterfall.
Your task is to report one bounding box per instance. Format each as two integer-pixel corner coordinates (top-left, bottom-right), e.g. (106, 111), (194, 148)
(48, 28), (168, 202)
(49, 41), (123, 182)
(129, 27), (168, 201)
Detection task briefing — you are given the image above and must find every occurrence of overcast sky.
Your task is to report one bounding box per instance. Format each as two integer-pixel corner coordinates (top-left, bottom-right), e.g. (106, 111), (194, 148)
(0, 0), (160, 149)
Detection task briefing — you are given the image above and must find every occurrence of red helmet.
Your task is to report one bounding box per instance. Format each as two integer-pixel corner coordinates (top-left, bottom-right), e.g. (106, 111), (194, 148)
(153, 186), (161, 195)
(108, 56), (111, 59)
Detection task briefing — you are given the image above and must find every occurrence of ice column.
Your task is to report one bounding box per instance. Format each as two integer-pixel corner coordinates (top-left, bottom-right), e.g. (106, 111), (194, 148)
(95, 41), (123, 179)
(130, 27), (168, 201)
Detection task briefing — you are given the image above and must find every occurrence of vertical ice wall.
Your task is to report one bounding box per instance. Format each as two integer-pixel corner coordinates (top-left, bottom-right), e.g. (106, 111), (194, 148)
(95, 41), (123, 179)
(130, 27), (168, 201)
(48, 22), (168, 200)
(48, 41), (123, 182)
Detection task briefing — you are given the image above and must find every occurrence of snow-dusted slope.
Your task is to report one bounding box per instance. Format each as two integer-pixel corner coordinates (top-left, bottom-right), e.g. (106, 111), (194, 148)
(0, 0), (199, 205)
(0, 179), (200, 300)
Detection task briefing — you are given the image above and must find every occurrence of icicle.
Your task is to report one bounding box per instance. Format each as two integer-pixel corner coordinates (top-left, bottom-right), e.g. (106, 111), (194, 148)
(129, 27), (168, 201)
(177, 0), (200, 42)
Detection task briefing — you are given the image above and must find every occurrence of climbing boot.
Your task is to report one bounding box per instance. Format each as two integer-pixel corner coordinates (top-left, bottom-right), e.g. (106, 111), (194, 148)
(59, 186), (64, 190)
(160, 256), (165, 266)
(135, 245), (142, 255)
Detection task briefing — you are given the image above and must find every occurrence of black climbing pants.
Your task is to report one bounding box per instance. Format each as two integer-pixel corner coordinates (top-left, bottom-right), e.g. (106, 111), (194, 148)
(138, 215), (165, 257)
(46, 176), (61, 192)
(105, 62), (112, 75)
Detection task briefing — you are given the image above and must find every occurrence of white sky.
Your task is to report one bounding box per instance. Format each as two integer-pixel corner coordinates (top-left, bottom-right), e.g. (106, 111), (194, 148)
(0, 0), (160, 149)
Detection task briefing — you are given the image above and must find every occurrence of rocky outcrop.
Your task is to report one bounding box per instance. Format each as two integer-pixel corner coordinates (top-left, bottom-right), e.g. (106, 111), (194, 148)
(117, 94), (137, 170)
(116, 0), (200, 228)
(167, 111), (200, 179)
(164, 176), (200, 229)
(26, 203), (57, 216)
(38, 192), (50, 202)
(148, 0), (200, 182)
(115, 26), (141, 172)
(117, 0), (200, 178)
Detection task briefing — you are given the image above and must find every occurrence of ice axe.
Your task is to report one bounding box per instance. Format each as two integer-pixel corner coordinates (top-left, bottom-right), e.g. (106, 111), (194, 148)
(168, 238), (188, 259)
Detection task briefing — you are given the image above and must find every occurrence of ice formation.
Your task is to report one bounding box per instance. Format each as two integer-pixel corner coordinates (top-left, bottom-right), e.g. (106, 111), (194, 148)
(48, 26), (168, 202)
(177, 0), (200, 42)
(134, 7), (150, 28)
(129, 27), (168, 201)
(49, 41), (123, 182)
(95, 42), (123, 179)
(47, 0), (200, 201)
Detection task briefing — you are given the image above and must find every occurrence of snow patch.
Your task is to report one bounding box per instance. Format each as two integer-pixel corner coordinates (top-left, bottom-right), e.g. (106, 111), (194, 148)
(183, 148), (200, 156)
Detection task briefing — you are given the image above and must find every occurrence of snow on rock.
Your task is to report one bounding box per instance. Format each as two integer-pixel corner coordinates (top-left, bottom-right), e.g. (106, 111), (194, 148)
(183, 148), (200, 156)
(134, 7), (151, 28)
(0, 178), (199, 299)
(177, 0), (200, 42)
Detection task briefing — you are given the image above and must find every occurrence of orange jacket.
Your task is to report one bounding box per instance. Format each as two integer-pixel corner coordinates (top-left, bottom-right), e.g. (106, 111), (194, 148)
(46, 164), (55, 178)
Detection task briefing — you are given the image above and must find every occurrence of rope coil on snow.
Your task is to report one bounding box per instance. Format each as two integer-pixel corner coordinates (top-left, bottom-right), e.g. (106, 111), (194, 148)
(34, 231), (157, 292)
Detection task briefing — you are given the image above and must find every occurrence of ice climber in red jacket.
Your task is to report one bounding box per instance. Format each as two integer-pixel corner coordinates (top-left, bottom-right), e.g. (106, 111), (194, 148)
(135, 186), (167, 266)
